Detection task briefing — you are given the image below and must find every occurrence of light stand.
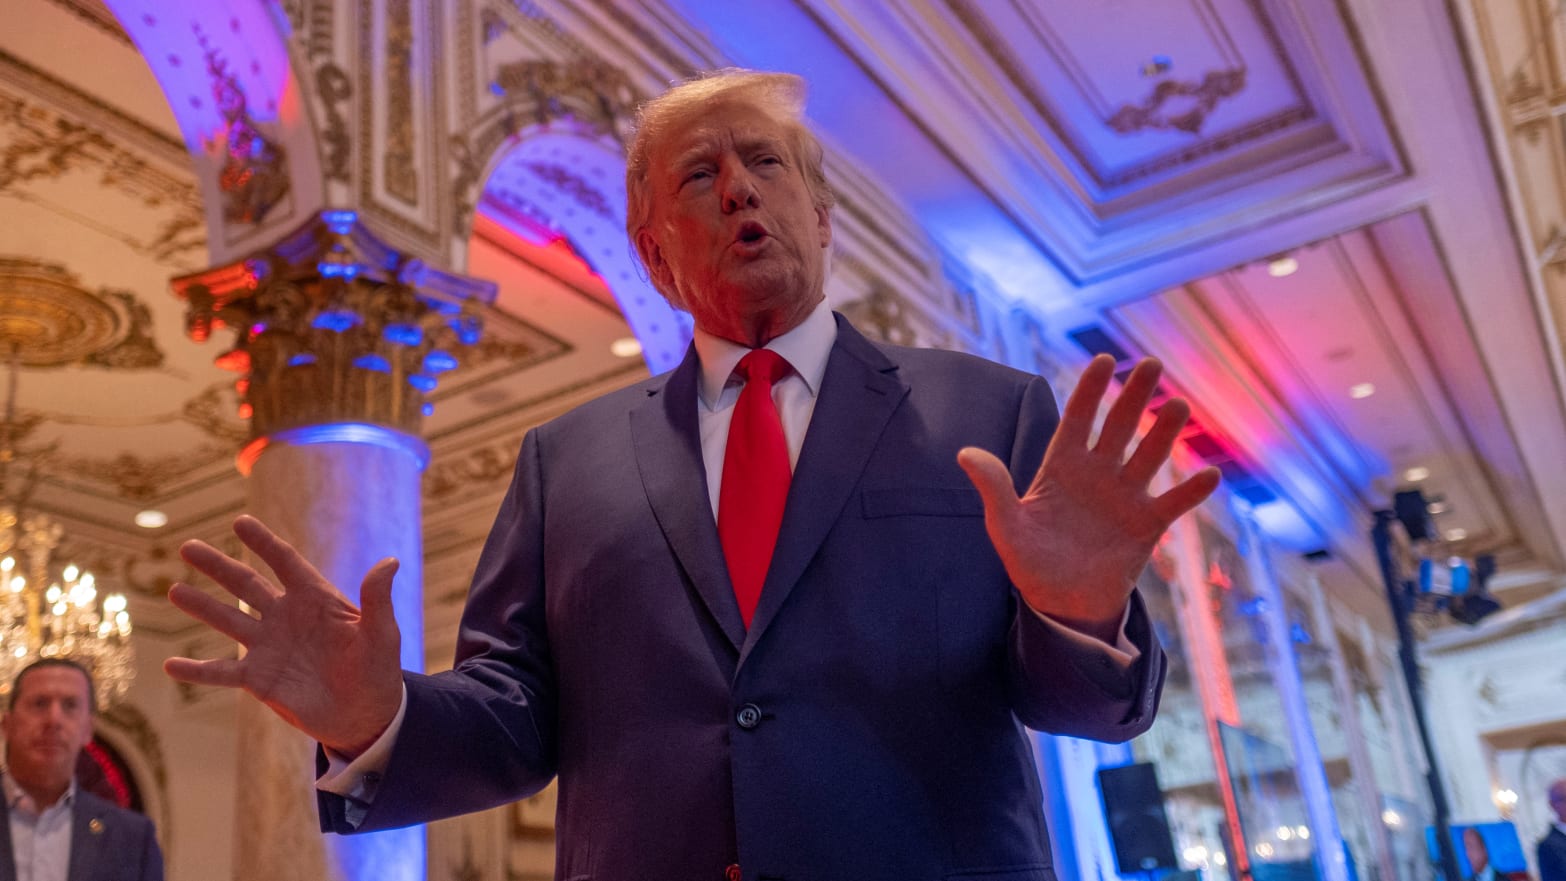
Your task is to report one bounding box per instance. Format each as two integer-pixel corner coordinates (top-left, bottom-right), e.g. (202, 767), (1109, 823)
(1370, 510), (1463, 881)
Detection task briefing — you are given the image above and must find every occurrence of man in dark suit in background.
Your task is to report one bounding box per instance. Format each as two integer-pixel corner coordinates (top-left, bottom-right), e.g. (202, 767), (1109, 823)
(164, 69), (1220, 880)
(0, 660), (161, 881)
(1540, 780), (1566, 881)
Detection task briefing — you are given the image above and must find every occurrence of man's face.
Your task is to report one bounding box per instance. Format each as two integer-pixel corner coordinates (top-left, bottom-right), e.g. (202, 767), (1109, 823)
(1550, 782), (1566, 823)
(637, 98), (831, 345)
(2, 666), (93, 786)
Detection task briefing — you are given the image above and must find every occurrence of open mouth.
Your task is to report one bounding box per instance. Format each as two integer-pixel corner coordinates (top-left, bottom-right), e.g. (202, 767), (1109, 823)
(735, 222), (769, 245)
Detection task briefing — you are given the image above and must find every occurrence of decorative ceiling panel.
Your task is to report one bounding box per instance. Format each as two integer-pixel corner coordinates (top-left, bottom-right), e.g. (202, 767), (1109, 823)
(948, 0), (1310, 189)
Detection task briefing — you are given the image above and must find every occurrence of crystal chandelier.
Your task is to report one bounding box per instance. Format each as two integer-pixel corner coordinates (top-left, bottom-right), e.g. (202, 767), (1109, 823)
(0, 348), (133, 709)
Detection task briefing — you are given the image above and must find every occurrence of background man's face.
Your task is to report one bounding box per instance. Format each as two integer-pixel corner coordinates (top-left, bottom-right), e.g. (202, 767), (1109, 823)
(639, 99), (831, 342)
(2, 666), (93, 786)
(1551, 783), (1566, 823)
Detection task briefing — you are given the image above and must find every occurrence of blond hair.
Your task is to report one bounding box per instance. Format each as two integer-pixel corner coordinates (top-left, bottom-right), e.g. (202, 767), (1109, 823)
(625, 69), (835, 284)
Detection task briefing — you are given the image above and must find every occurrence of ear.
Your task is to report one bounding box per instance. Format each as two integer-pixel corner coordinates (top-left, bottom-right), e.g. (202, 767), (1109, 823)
(635, 228), (684, 308)
(816, 204), (832, 249)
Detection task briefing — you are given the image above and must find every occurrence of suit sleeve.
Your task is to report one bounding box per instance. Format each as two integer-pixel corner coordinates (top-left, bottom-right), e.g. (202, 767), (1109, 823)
(321, 428), (559, 833)
(1002, 374), (1167, 740)
(1541, 836), (1566, 881)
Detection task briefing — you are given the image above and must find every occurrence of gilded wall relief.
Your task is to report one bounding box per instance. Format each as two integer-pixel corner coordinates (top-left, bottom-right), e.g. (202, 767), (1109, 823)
(0, 258), (166, 368)
(384, 0), (419, 205)
(840, 286), (917, 347)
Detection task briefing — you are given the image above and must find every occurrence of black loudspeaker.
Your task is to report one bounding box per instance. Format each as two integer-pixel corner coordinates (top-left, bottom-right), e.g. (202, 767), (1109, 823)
(1097, 762), (1179, 874)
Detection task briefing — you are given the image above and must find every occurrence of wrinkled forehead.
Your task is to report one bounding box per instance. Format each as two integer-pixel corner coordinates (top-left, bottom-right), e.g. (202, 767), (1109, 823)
(649, 99), (795, 170)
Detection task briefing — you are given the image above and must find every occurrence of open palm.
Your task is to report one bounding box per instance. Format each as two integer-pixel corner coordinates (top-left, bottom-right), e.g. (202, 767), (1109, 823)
(959, 355), (1220, 641)
(163, 515), (405, 757)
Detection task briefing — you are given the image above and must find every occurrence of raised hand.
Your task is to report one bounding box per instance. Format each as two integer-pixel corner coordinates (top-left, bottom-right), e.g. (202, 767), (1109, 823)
(958, 354), (1221, 641)
(162, 515), (405, 757)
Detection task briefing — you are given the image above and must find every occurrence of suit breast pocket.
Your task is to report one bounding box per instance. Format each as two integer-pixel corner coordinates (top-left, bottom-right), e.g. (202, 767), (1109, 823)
(859, 486), (984, 519)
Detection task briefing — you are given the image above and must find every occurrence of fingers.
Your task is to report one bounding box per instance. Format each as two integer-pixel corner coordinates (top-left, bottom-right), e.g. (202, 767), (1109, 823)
(358, 558), (403, 650)
(167, 582), (260, 645)
(957, 446), (1018, 518)
(233, 515), (335, 596)
(1053, 354), (1116, 450)
(1094, 358), (1163, 460)
(163, 655), (245, 689)
(180, 539), (281, 611)
(1152, 466), (1222, 524)
(1121, 397), (1191, 487)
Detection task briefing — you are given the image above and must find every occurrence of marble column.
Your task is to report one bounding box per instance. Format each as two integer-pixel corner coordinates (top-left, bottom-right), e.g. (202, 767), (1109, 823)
(174, 211), (495, 881)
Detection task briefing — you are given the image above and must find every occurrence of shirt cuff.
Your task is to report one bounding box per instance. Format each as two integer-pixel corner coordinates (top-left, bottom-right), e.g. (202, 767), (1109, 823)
(1029, 601), (1141, 666)
(315, 684), (408, 827)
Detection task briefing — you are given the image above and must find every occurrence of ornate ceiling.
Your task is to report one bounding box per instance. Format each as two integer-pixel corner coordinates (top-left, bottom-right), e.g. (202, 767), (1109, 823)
(2, 0), (1564, 653)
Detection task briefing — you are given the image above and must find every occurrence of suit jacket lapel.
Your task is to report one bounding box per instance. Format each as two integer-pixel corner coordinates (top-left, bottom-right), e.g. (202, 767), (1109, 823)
(741, 317), (907, 661)
(66, 795), (102, 881)
(631, 344), (747, 652)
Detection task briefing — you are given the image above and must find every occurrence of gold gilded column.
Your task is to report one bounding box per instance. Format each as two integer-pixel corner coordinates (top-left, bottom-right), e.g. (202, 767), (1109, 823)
(174, 210), (495, 881)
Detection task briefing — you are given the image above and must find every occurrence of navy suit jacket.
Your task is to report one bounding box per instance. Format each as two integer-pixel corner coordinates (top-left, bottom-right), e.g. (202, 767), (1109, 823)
(1540, 826), (1566, 881)
(324, 316), (1165, 880)
(0, 789), (162, 881)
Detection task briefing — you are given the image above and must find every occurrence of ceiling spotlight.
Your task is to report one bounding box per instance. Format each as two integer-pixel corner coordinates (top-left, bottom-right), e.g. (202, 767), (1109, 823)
(1445, 528), (1468, 541)
(1267, 256), (1299, 277)
(134, 510), (168, 529)
(1403, 466), (1430, 483)
(1349, 382), (1375, 399)
(1426, 501), (1448, 515)
(609, 337), (643, 358)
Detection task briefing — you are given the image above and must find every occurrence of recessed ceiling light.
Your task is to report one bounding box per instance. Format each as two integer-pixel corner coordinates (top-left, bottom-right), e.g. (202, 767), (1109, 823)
(1445, 527), (1467, 541)
(1267, 256), (1299, 277)
(1403, 466), (1430, 482)
(1426, 501), (1448, 515)
(1349, 382), (1375, 399)
(609, 337), (643, 358)
(134, 510), (168, 529)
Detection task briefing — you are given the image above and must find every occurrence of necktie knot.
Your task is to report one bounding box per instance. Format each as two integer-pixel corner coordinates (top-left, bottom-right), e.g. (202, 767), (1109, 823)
(735, 348), (791, 387)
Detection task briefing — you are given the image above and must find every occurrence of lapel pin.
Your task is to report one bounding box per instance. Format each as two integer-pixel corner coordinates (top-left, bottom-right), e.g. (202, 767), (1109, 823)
(88, 818), (104, 835)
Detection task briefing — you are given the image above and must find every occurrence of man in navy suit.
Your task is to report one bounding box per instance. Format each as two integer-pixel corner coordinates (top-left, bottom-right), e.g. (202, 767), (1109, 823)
(165, 70), (1219, 880)
(1540, 780), (1566, 881)
(0, 660), (162, 881)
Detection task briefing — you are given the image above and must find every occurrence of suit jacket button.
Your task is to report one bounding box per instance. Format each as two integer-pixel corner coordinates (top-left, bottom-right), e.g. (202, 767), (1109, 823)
(736, 704), (762, 729)
(725, 863), (742, 881)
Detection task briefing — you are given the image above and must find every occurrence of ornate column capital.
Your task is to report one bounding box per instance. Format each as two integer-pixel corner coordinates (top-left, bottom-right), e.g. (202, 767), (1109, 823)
(172, 211), (496, 448)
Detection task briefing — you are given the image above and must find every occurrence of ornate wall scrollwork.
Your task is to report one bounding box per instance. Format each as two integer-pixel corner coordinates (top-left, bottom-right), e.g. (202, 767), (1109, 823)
(450, 60), (637, 237)
(384, 0), (419, 205)
(315, 64), (353, 182)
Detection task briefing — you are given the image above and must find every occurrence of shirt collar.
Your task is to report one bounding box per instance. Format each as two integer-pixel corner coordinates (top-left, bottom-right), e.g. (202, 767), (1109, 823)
(2, 769), (77, 813)
(692, 299), (837, 410)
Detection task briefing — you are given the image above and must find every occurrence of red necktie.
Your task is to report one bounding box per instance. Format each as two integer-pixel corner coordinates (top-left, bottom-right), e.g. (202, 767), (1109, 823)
(718, 349), (793, 628)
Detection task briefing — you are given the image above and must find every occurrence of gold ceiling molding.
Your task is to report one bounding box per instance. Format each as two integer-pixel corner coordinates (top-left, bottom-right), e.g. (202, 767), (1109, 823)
(839, 286), (918, 348)
(0, 87), (206, 265)
(1107, 69), (1248, 136)
(0, 258), (165, 369)
(179, 384), (250, 445)
(53, 445), (231, 503)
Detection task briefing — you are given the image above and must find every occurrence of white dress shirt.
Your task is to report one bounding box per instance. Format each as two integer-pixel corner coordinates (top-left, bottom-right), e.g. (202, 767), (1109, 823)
(3, 771), (76, 881)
